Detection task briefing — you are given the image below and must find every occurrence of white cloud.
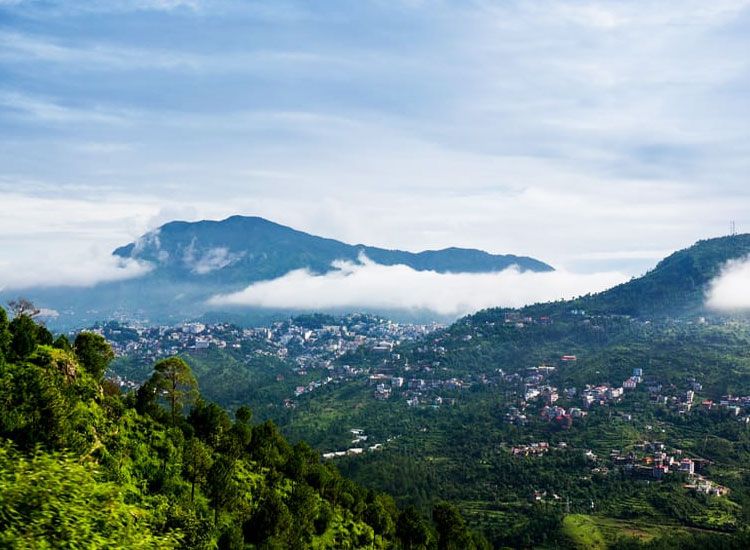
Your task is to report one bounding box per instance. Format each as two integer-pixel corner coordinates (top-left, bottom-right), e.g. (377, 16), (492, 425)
(182, 240), (244, 274)
(207, 256), (626, 317)
(0, 0), (749, 280)
(71, 142), (133, 154)
(0, 191), (161, 289)
(705, 257), (750, 310)
(0, 30), (347, 74)
(0, 252), (151, 290)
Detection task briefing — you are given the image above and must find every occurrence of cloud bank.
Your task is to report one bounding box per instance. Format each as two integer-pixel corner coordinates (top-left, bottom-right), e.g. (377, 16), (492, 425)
(208, 257), (626, 317)
(705, 257), (750, 310)
(0, 252), (151, 291)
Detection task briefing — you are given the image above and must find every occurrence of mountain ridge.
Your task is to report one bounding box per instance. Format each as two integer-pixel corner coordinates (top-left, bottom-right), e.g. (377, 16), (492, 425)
(4, 215), (554, 329)
(113, 215), (554, 279)
(481, 233), (750, 321)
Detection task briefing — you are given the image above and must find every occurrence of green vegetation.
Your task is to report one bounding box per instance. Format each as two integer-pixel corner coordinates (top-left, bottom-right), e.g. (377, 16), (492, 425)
(103, 310), (750, 546)
(48, 234), (750, 547)
(560, 234), (750, 318)
(0, 308), (487, 548)
(562, 515), (606, 549)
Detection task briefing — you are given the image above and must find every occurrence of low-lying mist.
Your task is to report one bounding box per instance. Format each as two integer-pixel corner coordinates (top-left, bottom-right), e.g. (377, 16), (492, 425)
(0, 251), (151, 291)
(706, 256), (750, 311)
(208, 256), (627, 318)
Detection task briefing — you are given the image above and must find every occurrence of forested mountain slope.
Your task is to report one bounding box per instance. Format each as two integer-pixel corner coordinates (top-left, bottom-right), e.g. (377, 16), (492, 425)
(0, 306), (487, 549)
(566, 234), (750, 318)
(114, 215), (553, 280)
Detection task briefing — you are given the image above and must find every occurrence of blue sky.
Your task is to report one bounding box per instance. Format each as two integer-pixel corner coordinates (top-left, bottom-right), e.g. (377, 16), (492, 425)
(1, 0), (749, 290)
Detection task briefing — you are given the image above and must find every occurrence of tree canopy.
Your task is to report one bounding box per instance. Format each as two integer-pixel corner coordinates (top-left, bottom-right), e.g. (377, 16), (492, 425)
(0, 308), (488, 548)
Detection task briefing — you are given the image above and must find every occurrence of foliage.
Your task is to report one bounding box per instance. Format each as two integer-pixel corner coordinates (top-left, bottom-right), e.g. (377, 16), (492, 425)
(74, 331), (115, 381)
(8, 315), (39, 361)
(0, 307), (468, 548)
(0, 308), (10, 360)
(142, 357), (198, 424)
(0, 442), (181, 548)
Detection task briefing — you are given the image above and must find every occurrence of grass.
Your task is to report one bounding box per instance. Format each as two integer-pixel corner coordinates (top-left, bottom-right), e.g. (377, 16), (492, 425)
(565, 513), (710, 548)
(590, 516), (664, 543)
(562, 514), (607, 549)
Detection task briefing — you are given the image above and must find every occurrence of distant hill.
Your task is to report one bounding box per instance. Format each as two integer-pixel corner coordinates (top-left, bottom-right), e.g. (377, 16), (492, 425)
(576, 234), (750, 317)
(506, 234), (750, 320)
(5, 216), (553, 329)
(113, 215), (553, 280)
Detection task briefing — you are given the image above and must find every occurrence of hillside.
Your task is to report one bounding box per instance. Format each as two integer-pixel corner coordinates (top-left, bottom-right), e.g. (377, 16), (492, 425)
(0, 308), (488, 549)
(574, 234), (750, 317)
(94, 234), (750, 547)
(497, 234), (750, 321)
(268, 298), (750, 547)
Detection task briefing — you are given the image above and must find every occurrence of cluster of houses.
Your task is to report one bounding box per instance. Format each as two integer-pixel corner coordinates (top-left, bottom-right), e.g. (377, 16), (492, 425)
(366, 371), (468, 406)
(511, 441), (551, 457)
(321, 429), (385, 460)
(639, 378), (750, 422)
(96, 321), (240, 362)
(700, 394), (750, 418)
(608, 441), (729, 495)
(578, 368), (645, 407)
(293, 376), (334, 397)
(581, 384), (624, 407)
(502, 312), (554, 329)
(622, 368), (643, 389)
(98, 315), (439, 366)
(97, 315), (442, 397)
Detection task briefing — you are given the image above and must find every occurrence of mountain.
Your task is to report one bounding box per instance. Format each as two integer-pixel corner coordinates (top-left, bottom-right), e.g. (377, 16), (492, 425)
(575, 234), (750, 317)
(510, 234), (750, 320)
(113, 215), (553, 280)
(5, 216), (553, 329)
(96, 233), (750, 548)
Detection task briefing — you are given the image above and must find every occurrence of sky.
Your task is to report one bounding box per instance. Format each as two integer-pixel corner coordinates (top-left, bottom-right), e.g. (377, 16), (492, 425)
(1, 0), (750, 305)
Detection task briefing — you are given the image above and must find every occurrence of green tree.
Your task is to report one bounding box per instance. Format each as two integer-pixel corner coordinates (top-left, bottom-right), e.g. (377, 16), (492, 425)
(0, 345), (101, 451)
(286, 483), (320, 545)
(36, 325), (53, 346)
(243, 488), (292, 545)
(8, 314), (37, 361)
(433, 501), (472, 550)
(0, 307), (10, 362)
(188, 399), (232, 446)
(206, 455), (241, 525)
(249, 420), (291, 470)
(285, 440), (318, 482)
(235, 405), (252, 424)
(74, 331), (115, 381)
(183, 437), (213, 502)
(150, 357), (198, 424)
(53, 334), (73, 352)
(397, 506), (432, 550)
(364, 495), (396, 539)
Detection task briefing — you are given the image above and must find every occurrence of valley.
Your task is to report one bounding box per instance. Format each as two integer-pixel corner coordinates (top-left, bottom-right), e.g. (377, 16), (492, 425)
(93, 235), (750, 547)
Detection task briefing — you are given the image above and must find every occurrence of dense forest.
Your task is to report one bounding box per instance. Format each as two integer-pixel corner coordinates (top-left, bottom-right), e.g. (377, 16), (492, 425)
(0, 304), (488, 549)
